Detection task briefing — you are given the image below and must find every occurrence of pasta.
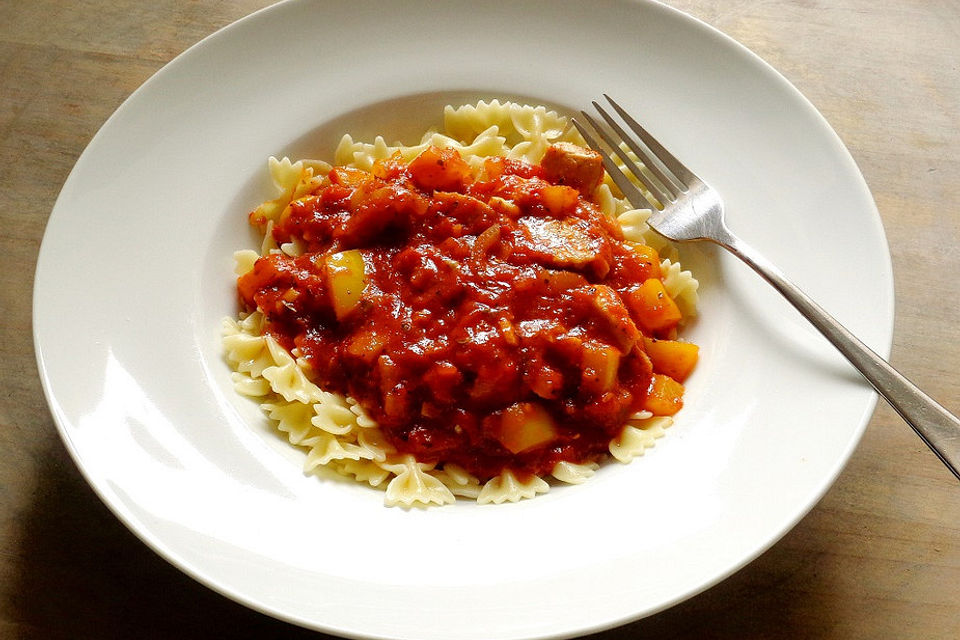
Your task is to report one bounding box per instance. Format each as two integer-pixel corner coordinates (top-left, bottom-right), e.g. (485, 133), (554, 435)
(225, 101), (700, 507)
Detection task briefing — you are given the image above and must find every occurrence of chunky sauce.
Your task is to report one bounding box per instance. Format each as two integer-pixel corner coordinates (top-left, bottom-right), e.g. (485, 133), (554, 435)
(238, 145), (693, 480)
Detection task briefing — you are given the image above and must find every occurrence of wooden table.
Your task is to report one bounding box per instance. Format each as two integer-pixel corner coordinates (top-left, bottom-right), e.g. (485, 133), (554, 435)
(2, 1), (957, 638)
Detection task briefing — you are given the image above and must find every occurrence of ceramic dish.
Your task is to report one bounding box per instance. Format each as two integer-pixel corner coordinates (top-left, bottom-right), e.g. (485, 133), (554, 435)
(34, 1), (892, 638)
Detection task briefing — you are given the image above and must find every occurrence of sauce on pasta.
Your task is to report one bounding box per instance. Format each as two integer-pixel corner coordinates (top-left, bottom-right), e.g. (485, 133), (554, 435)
(237, 144), (695, 481)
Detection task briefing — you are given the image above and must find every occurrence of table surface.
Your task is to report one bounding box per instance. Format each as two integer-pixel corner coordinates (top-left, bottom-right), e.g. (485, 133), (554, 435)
(2, 1), (958, 638)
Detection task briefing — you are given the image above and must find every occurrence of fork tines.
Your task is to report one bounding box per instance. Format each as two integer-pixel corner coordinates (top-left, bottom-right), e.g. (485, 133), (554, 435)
(572, 95), (689, 211)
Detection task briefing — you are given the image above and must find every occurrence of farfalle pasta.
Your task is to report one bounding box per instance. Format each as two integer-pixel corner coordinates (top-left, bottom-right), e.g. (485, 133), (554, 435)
(225, 101), (700, 507)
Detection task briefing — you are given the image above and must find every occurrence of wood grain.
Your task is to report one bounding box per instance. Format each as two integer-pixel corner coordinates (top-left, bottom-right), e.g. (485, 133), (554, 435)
(1, 1), (957, 638)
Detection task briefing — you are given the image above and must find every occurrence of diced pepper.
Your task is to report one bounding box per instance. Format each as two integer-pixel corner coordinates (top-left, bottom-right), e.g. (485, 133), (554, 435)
(323, 249), (367, 320)
(423, 361), (463, 404)
(642, 373), (684, 416)
(524, 356), (564, 400)
(626, 242), (662, 280)
(580, 341), (621, 394)
(329, 166), (371, 188)
(408, 146), (472, 192)
(345, 328), (387, 364)
(540, 269), (588, 294)
(237, 253), (297, 310)
(626, 278), (683, 332)
(643, 337), (698, 382)
(483, 156), (506, 180)
(539, 184), (580, 215)
(377, 354), (400, 394)
(371, 151), (407, 180)
(483, 156), (542, 180)
(495, 402), (558, 454)
(383, 384), (412, 419)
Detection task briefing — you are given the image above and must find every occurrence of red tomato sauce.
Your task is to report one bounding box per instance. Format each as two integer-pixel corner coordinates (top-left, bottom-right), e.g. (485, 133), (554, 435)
(238, 145), (684, 481)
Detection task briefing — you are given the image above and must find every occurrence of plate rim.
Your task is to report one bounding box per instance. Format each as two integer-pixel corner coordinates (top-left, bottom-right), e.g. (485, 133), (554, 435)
(32, 0), (893, 638)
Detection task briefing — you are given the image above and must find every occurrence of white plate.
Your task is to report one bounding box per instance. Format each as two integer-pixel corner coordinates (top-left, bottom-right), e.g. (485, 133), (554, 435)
(33, 1), (892, 638)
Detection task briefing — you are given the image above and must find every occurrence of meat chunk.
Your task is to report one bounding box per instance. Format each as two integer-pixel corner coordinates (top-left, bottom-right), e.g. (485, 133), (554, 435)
(513, 215), (613, 278)
(540, 142), (604, 195)
(574, 284), (641, 353)
(516, 216), (602, 269)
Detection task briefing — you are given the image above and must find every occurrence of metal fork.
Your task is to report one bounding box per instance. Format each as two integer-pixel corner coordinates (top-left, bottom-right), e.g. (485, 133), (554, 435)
(574, 95), (960, 481)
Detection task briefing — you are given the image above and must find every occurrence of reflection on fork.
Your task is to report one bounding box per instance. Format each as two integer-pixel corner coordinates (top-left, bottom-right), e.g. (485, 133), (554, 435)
(573, 95), (960, 482)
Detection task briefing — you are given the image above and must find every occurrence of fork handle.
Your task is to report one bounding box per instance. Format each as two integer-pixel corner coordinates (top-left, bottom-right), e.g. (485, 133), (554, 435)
(719, 231), (960, 481)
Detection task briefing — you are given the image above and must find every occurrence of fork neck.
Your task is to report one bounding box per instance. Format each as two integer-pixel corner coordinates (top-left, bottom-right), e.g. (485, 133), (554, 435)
(706, 220), (740, 254)
(707, 223), (786, 287)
